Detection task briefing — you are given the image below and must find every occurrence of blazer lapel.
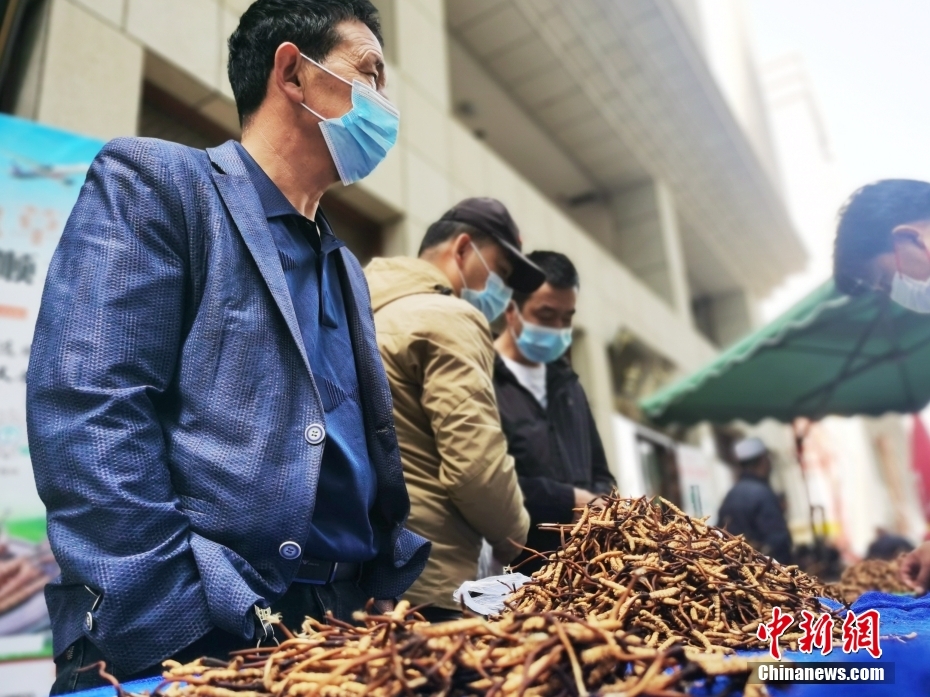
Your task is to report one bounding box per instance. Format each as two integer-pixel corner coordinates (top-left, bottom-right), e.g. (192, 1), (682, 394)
(206, 142), (312, 377)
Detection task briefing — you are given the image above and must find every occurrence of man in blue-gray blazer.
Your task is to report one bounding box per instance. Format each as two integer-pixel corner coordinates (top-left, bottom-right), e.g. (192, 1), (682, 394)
(27, 1), (429, 692)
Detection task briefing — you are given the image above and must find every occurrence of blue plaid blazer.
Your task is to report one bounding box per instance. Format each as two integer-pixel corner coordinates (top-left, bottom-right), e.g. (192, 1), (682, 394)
(26, 138), (430, 675)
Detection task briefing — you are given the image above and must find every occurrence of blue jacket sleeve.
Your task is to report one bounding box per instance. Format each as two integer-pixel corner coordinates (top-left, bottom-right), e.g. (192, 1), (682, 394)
(26, 138), (217, 673)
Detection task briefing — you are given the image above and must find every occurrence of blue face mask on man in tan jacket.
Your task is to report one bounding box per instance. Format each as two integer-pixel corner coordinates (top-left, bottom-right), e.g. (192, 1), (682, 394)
(364, 198), (545, 620)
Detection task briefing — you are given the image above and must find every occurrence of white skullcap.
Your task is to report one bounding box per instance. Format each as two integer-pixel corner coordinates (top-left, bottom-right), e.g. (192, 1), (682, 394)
(734, 437), (767, 463)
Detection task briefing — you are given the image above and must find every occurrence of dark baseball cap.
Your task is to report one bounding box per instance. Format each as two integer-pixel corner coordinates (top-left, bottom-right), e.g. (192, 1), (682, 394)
(439, 197), (546, 294)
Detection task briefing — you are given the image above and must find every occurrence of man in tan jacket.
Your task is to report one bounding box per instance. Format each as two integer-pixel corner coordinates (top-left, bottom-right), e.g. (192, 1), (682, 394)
(365, 198), (543, 621)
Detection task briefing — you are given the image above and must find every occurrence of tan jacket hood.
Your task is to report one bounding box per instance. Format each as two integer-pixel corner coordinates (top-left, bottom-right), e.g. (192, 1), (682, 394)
(366, 256), (454, 314)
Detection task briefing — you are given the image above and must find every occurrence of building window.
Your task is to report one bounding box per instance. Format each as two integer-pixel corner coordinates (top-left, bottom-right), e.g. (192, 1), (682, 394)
(139, 82), (233, 149)
(607, 328), (676, 421)
(0, 0), (47, 115)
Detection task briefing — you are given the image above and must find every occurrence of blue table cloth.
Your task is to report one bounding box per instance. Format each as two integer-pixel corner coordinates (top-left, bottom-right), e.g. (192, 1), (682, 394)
(770, 592), (930, 696)
(68, 593), (930, 696)
(692, 592), (930, 696)
(69, 677), (164, 696)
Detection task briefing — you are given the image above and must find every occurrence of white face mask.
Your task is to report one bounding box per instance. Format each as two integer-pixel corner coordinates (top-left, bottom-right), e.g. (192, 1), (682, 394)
(890, 272), (930, 313)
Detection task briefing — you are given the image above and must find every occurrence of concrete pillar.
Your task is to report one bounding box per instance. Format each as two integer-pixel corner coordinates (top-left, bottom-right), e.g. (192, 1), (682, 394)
(609, 179), (691, 318)
(572, 329), (621, 480)
(365, 0), (454, 257)
(393, 0), (450, 113)
(712, 289), (757, 346)
(369, 0), (397, 64)
(23, 0), (143, 140)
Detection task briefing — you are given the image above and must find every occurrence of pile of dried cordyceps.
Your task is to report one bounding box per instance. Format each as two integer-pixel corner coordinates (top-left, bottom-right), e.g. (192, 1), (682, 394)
(507, 494), (844, 654)
(828, 557), (912, 603)
(126, 601), (763, 697)
(0, 545), (55, 615)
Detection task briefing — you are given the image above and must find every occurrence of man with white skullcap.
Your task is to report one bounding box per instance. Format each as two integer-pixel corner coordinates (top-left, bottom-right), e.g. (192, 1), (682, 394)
(717, 437), (793, 563)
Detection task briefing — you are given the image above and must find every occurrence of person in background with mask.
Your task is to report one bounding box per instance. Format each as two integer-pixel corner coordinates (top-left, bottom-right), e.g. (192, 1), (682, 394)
(832, 179), (930, 593)
(833, 179), (930, 307)
(492, 251), (615, 574)
(365, 198), (542, 621)
(27, 1), (428, 692)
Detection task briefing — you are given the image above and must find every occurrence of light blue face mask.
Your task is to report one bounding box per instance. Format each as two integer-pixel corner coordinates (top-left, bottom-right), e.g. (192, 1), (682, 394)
(512, 308), (573, 364)
(300, 53), (399, 185)
(457, 242), (513, 323)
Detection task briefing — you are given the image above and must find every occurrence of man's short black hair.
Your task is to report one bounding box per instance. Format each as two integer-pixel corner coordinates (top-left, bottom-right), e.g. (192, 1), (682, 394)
(417, 220), (492, 257)
(228, 0), (382, 127)
(513, 250), (579, 308)
(738, 454), (767, 470)
(834, 179), (930, 295)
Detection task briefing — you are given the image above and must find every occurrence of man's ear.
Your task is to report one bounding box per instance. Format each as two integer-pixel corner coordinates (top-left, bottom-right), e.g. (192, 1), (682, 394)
(272, 42), (306, 104)
(891, 224), (928, 252)
(452, 232), (472, 262)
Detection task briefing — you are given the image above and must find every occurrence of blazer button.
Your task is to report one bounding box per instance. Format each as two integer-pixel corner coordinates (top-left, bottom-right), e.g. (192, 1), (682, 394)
(84, 612), (94, 632)
(304, 423), (326, 445)
(279, 541), (302, 560)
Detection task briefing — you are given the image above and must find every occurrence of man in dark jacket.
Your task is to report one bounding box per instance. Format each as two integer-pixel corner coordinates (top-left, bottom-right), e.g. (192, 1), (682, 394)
(493, 251), (615, 572)
(27, 1), (428, 692)
(717, 438), (792, 563)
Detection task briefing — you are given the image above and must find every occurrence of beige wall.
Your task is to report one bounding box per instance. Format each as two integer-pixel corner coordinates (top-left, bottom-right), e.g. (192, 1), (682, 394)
(18, 0), (720, 478)
(16, 0), (143, 140)
(607, 180), (692, 318)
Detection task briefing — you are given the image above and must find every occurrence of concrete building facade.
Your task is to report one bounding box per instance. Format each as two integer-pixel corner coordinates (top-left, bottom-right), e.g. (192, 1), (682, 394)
(2, 0), (806, 489)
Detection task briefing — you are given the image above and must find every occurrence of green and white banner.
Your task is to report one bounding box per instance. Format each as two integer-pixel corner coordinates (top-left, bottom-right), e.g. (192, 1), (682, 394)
(0, 113), (102, 695)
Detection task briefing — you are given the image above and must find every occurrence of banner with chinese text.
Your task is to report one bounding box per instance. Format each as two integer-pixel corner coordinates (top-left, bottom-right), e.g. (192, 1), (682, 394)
(0, 113), (103, 695)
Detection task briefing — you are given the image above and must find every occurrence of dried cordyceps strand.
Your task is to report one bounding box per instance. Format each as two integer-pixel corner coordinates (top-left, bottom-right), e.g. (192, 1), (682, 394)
(827, 557), (913, 603)
(508, 493), (845, 655)
(0, 555), (51, 615)
(76, 662), (148, 697)
(147, 601), (764, 696)
(128, 495), (826, 696)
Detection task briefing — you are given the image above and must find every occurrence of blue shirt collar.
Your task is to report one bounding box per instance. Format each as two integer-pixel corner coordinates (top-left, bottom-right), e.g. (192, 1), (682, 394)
(235, 142), (344, 254)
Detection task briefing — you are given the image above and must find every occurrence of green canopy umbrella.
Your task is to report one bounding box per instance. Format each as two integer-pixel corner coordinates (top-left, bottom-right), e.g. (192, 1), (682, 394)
(640, 280), (930, 426)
